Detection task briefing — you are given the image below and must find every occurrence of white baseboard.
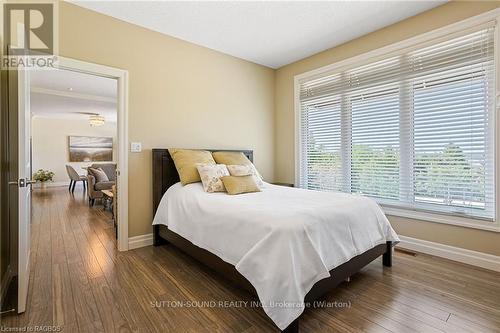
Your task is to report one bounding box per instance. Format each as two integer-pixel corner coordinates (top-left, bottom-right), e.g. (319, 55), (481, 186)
(397, 235), (500, 272)
(128, 233), (153, 250)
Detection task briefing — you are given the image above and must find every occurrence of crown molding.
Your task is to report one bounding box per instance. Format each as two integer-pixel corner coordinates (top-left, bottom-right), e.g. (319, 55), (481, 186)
(31, 86), (116, 104)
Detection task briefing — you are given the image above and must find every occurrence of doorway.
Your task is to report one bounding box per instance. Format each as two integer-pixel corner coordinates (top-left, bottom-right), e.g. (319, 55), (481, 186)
(43, 58), (129, 252)
(1, 58), (128, 315)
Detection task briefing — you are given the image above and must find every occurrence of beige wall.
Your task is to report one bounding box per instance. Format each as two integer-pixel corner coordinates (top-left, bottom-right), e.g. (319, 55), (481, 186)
(274, 1), (500, 256)
(58, 1), (500, 255)
(58, 2), (275, 238)
(31, 117), (117, 184)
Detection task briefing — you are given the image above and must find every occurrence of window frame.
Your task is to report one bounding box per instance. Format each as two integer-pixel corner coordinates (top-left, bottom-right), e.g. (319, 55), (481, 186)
(294, 9), (500, 232)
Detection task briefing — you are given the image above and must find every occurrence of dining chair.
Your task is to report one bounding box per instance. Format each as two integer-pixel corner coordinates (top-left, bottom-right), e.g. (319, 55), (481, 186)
(65, 165), (87, 193)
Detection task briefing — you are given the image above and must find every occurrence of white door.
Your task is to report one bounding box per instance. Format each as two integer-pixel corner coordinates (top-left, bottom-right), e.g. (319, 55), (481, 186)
(17, 68), (31, 313)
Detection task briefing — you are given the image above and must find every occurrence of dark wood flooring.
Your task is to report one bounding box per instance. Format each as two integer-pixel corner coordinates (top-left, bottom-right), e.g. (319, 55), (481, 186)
(1, 187), (499, 332)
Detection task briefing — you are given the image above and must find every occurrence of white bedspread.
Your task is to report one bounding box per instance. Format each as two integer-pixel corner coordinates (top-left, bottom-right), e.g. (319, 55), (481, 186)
(152, 182), (399, 329)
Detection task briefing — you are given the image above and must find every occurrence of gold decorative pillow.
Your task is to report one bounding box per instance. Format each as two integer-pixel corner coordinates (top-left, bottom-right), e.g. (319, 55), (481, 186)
(168, 149), (215, 185)
(212, 151), (251, 165)
(196, 164), (229, 193)
(226, 164), (264, 189)
(221, 175), (261, 195)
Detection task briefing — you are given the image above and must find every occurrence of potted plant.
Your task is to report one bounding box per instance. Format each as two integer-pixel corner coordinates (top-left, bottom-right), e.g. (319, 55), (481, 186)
(32, 169), (55, 189)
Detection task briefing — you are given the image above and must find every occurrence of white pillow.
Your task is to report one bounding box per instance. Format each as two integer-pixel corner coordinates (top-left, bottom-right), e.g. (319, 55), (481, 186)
(226, 164), (264, 189)
(196, 164), (230, 192)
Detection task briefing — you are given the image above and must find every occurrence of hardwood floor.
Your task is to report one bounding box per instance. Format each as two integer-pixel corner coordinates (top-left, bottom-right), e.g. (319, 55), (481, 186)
(1, 186), (499, 332)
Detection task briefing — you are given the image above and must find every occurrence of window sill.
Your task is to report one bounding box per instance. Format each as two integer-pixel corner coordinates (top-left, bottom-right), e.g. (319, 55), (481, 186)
(383, 206), (500, 233)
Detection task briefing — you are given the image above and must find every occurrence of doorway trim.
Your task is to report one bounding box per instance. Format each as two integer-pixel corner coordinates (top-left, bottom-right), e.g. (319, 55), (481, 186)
(55, 56), (129, 251)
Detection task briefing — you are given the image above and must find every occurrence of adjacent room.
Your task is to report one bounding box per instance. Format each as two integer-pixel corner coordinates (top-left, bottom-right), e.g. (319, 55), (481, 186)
(1, 1), (499, 333)
(30, 69), (119, 237)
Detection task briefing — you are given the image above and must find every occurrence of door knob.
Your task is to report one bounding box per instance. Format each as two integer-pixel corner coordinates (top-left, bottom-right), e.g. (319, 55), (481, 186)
(8, 179), (36, 187)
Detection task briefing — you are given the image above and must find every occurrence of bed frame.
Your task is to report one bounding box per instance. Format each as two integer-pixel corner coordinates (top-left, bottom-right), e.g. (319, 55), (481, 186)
(152, 148), (393, 333)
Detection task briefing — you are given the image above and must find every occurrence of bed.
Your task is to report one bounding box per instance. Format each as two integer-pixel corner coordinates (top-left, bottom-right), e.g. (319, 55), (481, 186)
(152, 148), (399, 332)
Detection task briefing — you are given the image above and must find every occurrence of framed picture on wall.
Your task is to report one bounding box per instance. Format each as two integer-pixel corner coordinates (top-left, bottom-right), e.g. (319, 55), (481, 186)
(68, 136), (113, 162)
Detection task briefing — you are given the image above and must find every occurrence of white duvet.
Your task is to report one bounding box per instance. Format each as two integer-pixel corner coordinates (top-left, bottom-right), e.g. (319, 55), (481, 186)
(152, 182), (399, 330)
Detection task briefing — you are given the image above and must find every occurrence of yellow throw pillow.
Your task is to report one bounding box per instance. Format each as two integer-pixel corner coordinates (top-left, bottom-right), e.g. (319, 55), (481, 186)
(221, 175), (261, 195)
(212, 151), (251, 165)
(169, 149), (215, 185)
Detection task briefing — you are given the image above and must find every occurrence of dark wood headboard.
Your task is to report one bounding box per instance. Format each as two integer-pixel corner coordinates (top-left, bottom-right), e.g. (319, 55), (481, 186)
(152, 149), (253, 215)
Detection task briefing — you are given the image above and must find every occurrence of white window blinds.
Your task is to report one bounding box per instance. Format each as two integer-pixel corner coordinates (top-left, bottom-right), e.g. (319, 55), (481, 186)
(298, 24), (496, 220)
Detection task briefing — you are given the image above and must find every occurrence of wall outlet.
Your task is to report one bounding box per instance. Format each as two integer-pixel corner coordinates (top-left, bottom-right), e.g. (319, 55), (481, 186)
(130, 142), (142, 153)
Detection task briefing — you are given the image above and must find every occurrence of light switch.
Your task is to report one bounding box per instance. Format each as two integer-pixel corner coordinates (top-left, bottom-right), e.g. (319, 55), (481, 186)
(130, 142), (142, 153)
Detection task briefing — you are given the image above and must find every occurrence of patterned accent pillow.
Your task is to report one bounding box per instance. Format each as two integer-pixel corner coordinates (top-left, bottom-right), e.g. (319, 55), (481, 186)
(196, 164), (230, 193)
(226, 164), (264, 189)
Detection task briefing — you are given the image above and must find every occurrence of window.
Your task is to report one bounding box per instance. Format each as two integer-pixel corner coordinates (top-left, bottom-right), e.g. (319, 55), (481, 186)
(298, 24), (496, 221)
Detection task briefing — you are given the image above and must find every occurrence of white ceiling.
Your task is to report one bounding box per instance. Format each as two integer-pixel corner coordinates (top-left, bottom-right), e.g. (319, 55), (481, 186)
(73, 1), (446, 68)
(30, 69), (117, 122)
